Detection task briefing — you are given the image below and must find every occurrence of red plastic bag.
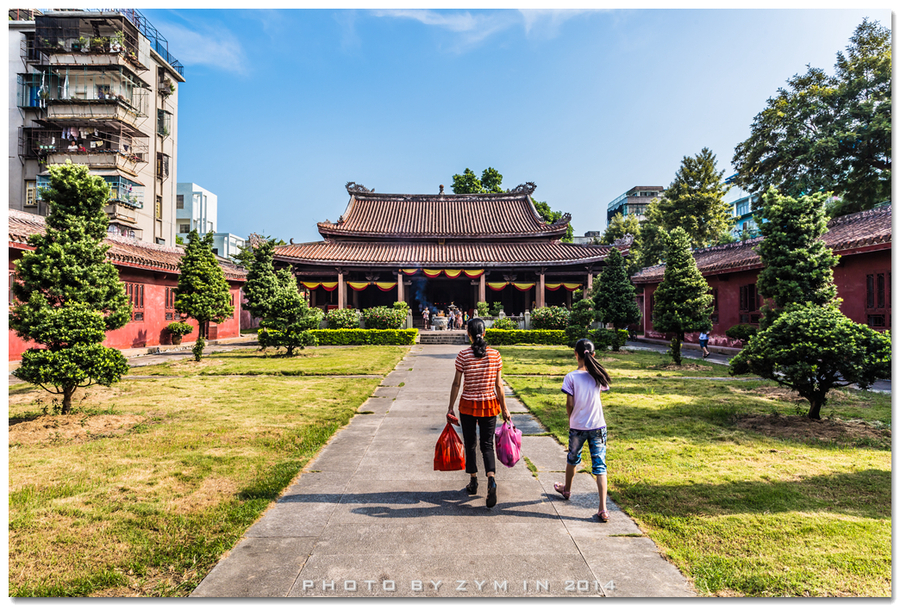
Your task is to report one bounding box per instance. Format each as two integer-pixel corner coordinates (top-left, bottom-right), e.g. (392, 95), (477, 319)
(434, 422), (466, 471)
(495, 421), (522, 468)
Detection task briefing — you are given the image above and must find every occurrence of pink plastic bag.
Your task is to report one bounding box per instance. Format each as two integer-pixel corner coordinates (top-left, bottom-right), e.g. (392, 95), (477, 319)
(495, 421), (522, 468)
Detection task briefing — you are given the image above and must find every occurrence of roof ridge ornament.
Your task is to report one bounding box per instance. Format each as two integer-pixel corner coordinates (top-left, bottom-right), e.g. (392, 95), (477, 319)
(509, 182), (537, 195)
(346, 182), (373, 194)
(550, 212), (572, 227)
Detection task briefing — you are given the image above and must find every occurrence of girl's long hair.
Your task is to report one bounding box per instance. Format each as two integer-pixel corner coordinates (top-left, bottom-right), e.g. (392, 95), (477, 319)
(468, 317), (487, 358)
(575, 338), (611, 388)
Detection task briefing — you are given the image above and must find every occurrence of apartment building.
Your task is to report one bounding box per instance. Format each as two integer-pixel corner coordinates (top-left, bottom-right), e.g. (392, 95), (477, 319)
(9, 9), (185, 245)
(606, 185), (663, 223)
(176, 182), (247, 261)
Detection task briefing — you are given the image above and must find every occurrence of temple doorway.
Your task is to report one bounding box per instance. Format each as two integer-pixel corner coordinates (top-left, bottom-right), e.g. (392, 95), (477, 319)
(411, 277), (475, 316)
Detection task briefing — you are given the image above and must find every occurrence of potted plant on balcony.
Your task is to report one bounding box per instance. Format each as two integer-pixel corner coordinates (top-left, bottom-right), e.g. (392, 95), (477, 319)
(90, 36), (108, 53)
(166, 321), (193, 345)
(110, 30), (125, 53)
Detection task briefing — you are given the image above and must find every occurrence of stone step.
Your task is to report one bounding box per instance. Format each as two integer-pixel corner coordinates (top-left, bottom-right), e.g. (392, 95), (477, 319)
(418, 332), (469, 345)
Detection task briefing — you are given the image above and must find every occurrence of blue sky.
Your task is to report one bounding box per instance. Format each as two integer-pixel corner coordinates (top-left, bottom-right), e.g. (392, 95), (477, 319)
(143, 8), (890, 244)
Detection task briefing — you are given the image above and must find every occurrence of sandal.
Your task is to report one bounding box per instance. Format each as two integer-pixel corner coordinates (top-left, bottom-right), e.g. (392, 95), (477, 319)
(553, 483), (571, 500)
(596, 510), (610, 523)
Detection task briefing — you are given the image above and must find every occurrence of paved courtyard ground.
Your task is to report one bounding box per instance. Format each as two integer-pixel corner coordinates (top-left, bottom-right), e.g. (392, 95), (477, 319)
(190, 344), (695, 597)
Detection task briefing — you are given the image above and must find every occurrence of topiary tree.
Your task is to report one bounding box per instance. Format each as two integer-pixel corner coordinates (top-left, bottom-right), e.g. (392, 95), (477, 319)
(10, 162), (130, 414)
(175, 230), (234, 361)
(476, 301), (490, 317)
(257, 269), (322, 355)
(753, 188), (839, 328)
(565, 298), (596, 347)
(243, 239), (280, 321)
(652, 227), (714, 365)
(730, 303), (891, 419)
(491, 317), (518, 331)
(531, 305), (570, 330)
(593, 248), (641, 339)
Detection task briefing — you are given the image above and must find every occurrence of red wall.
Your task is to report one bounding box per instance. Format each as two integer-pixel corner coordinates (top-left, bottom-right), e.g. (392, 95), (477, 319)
(639, 248), (890, 345)
(9, 249), (243, 362)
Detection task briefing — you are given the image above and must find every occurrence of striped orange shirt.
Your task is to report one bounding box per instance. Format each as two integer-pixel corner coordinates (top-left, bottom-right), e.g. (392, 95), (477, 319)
(455, 346), (503, 403)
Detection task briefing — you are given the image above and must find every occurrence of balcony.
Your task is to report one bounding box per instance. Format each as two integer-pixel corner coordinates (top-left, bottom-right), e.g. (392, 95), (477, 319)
(37, 173), (144, 209)
(46, 95), (148, 132)
(44, 151), (145, 177)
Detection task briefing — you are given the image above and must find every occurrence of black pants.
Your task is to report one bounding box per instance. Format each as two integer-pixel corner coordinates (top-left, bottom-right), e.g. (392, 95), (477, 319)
(460, 412), (497, 475)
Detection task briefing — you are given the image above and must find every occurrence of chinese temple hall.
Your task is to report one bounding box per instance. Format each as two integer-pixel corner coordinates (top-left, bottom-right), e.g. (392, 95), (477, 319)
(273, 182), (627, 317)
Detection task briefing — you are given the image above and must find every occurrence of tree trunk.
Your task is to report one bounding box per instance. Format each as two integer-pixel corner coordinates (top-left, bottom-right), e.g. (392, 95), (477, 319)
(671, 333), (683, 365)
(62, 386), (75, 415)
(808, 398), (824, 420)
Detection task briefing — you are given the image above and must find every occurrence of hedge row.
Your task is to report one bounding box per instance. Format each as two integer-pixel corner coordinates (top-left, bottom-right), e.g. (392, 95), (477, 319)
(310, 329), (418, 345)
(484, 329), (568, 345)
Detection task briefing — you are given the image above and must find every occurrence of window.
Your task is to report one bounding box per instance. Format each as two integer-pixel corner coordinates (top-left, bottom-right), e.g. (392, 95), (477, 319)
(176, 194), (184, 209)
(179, 224), (190, 234)
(156, 109), (172, 137)
(212, 248), (219, 255)
(165, 286), (176, 320)
(739, 283), (760, 324)
(124, 282), (145, 322)
(24, 180), (36, 207)
(155, 196), (163, 219)
(711, 288), (719, 324)
(865, 272), (890, 329)
(156, 152), (170, 181)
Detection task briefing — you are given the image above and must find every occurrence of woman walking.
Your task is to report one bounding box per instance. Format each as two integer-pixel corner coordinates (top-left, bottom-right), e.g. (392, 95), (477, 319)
(553, 338), (612, 522)
(447, 317), (511, 507)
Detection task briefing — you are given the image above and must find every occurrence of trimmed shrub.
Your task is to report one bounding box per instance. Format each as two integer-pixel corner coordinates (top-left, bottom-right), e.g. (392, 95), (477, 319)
(531, 305), (570, 330)
(311, 329), (417, 345)
(476, 301), (490, 317)
(491, 317), (519, 331)
(484, 329), (567, 345)
(326, 308), (361, 329)
(393, 301), (410, 312)
(361, 306), (406, 329)
(166, 321), (193, 337)
(565, 298), (596, 347)
(489, 302), (503, 317)
(258, 328), (319, 352)
(725, 324), (758, 342)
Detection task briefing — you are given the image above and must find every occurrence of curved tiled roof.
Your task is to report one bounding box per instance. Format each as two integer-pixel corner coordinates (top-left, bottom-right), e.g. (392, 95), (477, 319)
(317, 190), (568, 240)
(632, 205), (891, 283)
(274, 239), (615, 267)
(9, 209), (247, 281)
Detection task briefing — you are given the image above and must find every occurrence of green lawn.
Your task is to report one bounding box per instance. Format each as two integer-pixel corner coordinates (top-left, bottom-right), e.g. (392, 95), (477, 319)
(131, 346), (409, 377)
(503, 348), (891, 597)
(497, 346), (742, 377)
(8, 346), (408, 597)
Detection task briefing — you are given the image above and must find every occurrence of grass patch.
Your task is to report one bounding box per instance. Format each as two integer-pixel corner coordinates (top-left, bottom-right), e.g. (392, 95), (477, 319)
(522, 456), (538, 478)
(496, 346), (742, 378)
(131, 346), (409, 377)
(8, 347), (405, 597)
(504, 347), (890, 597)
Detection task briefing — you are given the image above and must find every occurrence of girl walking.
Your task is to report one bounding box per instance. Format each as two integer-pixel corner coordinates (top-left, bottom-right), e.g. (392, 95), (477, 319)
(553, 338), (612, 522)
(447, 317), (511, 508)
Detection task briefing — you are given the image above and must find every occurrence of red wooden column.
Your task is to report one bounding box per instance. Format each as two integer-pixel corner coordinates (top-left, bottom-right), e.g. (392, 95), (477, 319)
(396, 270), (404, 302)
(536, 269), (546, 308)
(586, 268), (594, 293)
(337, 268), (345, 309)
(479, 274), (486, 303)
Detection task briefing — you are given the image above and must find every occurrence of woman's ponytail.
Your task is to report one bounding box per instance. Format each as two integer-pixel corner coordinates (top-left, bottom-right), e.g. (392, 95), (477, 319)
(575, 338), (611, 388)
(468, 317), (487, 358)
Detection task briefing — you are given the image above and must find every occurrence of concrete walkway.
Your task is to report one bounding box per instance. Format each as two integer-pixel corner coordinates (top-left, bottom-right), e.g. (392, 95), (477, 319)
(191, 344), (694, 598)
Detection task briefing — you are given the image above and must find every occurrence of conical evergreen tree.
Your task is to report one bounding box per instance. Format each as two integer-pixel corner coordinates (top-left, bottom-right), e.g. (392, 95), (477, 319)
(258, 269), (323, 356)
(175, 230), (234, 360)
(754, 187), (838, 327)
(243, 239), (280, 321)
(635, 198), (669, 270)
(10, 162), (130, 413)
(594, 248), (641, 333)
(652, 227), (714, 364)
(659, 148), (731, 249)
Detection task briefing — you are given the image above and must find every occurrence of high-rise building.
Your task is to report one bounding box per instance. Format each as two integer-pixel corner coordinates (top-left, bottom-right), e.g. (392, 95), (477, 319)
(9, 9), (185, 245)
(176, 182), (247, 261)
(606, 186), (663, 224)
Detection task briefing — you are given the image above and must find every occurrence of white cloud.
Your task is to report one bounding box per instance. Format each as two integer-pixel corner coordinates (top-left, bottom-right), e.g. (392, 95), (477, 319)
(373, 9), (516, 52)
(152, 19), (248, 74)
(519, 9), (595, 39)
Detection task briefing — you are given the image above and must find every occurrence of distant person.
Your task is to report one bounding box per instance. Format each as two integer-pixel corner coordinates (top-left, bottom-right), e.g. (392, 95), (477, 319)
(699, 330), (710, 358)
(553, 338), (612, 522)
(447, 317), (511, 508)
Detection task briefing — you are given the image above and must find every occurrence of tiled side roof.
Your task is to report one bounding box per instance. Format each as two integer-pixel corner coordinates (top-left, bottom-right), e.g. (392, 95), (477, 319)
(274, 240), (615, 267)
(317, 191), (568, 239)
(9, 209), (247, 280)
(632, 205), (891, 283)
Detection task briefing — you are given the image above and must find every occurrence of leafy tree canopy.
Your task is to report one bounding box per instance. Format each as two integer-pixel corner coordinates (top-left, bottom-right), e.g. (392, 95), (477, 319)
(593, 248), (641, 331)
(732, 18), (891, 215)
(634, 198), (669, 270)
(659, 147), (731, 249)
(258, 268), (322, 355)
(243, 239), (281, 320)
(754, 188), (838, 326)
(600, 213), (641, 245)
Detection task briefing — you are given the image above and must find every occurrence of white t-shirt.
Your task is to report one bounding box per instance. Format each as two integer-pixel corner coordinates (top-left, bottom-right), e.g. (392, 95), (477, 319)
(561, 370), (609, 430)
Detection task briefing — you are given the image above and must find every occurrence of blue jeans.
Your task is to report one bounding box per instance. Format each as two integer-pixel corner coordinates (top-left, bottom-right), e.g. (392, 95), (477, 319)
(566, 427), (607, 475)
